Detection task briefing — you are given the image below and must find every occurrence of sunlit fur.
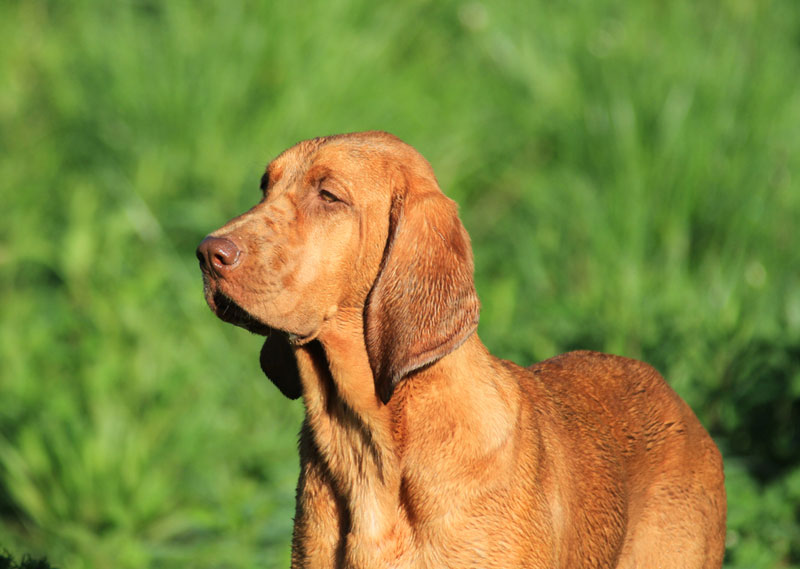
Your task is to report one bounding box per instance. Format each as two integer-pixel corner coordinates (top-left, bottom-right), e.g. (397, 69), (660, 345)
(199, 131), (726, 568)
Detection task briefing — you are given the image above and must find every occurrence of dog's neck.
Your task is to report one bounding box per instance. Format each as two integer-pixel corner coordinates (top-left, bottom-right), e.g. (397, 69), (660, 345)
(291, 312), (398, 543)
(292, 312), (514, 547)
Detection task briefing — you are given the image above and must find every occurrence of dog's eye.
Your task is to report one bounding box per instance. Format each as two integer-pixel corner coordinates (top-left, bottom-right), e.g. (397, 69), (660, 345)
(319, 189), (340, 203)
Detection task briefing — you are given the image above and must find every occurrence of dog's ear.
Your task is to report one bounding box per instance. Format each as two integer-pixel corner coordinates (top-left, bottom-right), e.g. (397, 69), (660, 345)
(365, 170), (480, 404)
(260, 332), (301, 399)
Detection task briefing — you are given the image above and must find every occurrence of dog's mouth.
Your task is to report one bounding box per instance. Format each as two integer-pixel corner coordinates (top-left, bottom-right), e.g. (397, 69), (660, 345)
(210, 291), (272, 336)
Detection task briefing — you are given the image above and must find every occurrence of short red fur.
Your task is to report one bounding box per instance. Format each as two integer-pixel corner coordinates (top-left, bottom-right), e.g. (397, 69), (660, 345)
(197, 131), (726, 568)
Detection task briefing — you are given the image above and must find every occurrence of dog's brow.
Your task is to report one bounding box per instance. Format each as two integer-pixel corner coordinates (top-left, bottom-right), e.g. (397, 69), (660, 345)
(305, 164), (332, 182)
(263, 162), (287, 190)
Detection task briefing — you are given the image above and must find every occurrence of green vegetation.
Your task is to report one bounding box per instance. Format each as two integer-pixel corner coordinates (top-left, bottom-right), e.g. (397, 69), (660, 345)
(1, 0), (798, 567)
(0, 550), (58, 569)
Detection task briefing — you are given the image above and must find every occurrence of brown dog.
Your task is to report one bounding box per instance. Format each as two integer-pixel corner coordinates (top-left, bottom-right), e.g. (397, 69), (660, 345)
(197, 131), (726, 568)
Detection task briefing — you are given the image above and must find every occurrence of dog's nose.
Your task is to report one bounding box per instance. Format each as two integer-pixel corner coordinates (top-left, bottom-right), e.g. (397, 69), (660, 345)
(196, 236), (241, 275)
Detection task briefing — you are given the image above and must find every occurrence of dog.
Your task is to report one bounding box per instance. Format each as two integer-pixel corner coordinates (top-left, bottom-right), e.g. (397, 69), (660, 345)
(197, 131), (726, 568)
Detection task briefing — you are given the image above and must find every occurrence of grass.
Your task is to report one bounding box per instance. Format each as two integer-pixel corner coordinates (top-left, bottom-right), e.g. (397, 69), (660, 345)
(0, 550), (58, 569)
(1, 0), (799, 567)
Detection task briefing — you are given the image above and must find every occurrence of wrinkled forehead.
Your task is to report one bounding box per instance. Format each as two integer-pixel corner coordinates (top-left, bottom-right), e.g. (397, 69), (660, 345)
(264, 137), (327, 185)
(266, 135), (404, 197)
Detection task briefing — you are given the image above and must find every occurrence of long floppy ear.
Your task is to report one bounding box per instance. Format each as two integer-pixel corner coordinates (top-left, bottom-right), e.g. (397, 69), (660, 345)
(365, 172), (480, 404)
(260, 332), (301, 399)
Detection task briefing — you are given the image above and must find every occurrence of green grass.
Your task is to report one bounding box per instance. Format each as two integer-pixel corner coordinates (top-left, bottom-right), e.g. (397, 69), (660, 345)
(1, 0), (799, 567)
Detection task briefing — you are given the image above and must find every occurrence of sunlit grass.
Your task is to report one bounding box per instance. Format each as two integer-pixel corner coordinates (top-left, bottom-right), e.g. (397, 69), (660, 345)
(1, 1), (799, 567)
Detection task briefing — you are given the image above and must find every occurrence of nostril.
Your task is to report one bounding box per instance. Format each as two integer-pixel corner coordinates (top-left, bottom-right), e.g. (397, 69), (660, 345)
(196, 236), (241, 273)
(213, 241), (238, 266)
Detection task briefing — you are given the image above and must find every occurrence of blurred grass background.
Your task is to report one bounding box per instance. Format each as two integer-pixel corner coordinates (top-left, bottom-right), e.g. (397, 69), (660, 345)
(1, 0), (798, 567)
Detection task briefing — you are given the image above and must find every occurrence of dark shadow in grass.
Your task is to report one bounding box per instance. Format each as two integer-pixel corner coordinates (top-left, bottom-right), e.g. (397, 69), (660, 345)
(715, 338), (800, 484)
(0, 550), (58, 569)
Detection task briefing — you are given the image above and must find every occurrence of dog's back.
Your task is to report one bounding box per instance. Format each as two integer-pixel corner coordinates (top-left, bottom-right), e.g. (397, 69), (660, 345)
(524, 351), (726, 568)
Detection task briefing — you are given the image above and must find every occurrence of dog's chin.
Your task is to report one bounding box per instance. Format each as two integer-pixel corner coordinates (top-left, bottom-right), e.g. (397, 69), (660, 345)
(210, 291), (273, 336)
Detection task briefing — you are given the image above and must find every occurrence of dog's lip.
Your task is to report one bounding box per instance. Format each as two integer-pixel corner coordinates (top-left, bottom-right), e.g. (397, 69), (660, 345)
(211, 291), (272, 336)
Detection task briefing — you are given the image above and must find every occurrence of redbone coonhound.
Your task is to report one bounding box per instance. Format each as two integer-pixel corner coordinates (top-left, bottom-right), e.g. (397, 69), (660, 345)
(197, 131), (726, 568)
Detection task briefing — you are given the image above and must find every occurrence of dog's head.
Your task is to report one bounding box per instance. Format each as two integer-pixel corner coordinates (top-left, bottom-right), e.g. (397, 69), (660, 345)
(197, 131), (479, 403)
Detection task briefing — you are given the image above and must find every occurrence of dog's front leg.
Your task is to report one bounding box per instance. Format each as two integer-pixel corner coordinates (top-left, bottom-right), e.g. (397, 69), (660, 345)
(290, 426), (348, 569)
